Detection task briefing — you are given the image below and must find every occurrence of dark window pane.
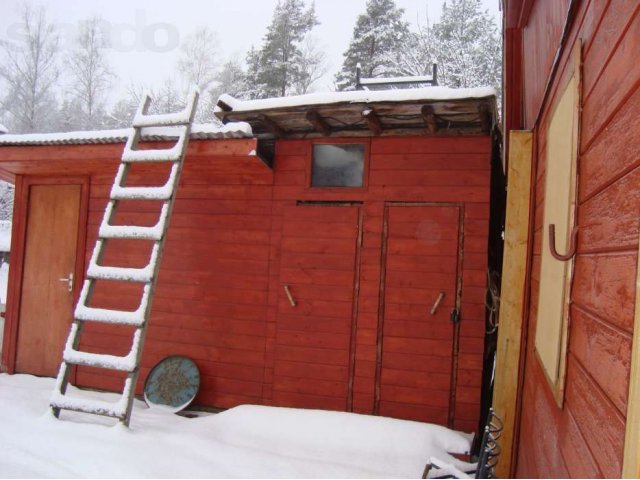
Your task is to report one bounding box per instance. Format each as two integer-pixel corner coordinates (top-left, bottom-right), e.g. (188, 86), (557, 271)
(312, 144), (364, 187)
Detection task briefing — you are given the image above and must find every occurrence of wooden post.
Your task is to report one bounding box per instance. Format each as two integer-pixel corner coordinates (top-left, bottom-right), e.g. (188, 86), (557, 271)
(622, 239), (640, 478)
(492, 130), (533, 478)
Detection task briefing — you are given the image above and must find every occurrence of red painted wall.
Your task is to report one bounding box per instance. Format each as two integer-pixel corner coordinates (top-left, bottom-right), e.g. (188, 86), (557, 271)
(1, 134), (492, 432)
(263, 136), (491, 431)
(507, 0), (640, 476)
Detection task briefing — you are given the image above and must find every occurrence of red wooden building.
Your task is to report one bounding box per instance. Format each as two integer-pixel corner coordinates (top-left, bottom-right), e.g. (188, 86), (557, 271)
(0, 88), (499, 434)
(494, 0), (640, 477)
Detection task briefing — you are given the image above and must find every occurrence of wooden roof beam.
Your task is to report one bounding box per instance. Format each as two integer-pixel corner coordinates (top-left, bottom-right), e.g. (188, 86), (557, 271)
(362, 108), (383, 136)
(216, 99), (233, 112)
(305, 109), (331, 136)
(259, 114), (285, 138)
(421, 105), (438, 135)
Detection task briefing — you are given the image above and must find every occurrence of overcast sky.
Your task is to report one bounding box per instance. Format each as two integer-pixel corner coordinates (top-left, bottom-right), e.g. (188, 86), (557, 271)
(0, 0), (501, 101)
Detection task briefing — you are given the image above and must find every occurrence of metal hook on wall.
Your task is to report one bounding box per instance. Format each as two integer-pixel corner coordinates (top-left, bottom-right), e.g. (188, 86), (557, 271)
(548, 224), (578, 261)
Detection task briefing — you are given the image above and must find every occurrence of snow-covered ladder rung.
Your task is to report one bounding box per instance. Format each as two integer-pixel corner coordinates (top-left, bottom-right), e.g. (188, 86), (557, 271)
(63, 327), (141, 372)
(74, 281), (151, 326)
(121, 125), (188, 163)
(132, 90), (198, 128)
(87, 242), (159, 283)
(99, 203), (169, 241)
(50, 395), (127, 420)
(110, 162), (179, 201)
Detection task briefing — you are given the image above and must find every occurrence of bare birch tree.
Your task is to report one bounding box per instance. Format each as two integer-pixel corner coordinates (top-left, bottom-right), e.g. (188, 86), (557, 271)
(65, 16), (114, 130)
(0, 4), (60, 133)
(177, 27), (220, 92)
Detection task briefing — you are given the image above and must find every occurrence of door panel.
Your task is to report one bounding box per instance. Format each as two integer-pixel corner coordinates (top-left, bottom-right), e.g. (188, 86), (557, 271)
(15, 184), (82, 377)
(273, 204), (360, 411)
(378, 204), (460, 424)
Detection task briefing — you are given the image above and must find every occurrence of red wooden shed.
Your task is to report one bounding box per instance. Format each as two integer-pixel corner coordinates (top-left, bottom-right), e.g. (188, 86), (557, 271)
(494, 0), (640, 477)
(0, 87), (500, 434)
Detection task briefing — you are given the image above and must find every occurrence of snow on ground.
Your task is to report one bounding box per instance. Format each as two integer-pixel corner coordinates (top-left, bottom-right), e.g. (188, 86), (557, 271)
(0, 374), (475, 478)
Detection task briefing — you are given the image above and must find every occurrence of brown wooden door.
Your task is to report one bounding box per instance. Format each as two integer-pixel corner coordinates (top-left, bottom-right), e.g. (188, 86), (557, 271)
(377, 204), (461, 424)
(15, 183), (82, 377)
(273, 204), (361, 411)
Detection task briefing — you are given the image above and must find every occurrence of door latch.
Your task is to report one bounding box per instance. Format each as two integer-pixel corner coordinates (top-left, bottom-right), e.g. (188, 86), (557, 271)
(58, 273), (74, 293)
(450, 308), (460, 324)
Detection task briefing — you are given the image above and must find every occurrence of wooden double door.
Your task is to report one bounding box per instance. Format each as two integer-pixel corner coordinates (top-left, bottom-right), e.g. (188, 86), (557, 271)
(273, 203), (462, 424)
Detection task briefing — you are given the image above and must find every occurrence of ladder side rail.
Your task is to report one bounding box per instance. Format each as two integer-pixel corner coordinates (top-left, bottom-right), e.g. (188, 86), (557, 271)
(120, 90), (199, 426)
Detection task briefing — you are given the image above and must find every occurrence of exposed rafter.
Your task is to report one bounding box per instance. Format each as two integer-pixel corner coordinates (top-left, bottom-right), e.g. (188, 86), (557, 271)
(216, 99), (233, 112)
(421, 105), (438, 135)
(362, 108), (383, 136)
(305, 109), (331, 136)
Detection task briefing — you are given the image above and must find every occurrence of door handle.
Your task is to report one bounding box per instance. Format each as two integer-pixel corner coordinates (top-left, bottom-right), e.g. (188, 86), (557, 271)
(430, 291), (445, 315)
(283, 285), (296, 307)
(58, 273), (74, 293)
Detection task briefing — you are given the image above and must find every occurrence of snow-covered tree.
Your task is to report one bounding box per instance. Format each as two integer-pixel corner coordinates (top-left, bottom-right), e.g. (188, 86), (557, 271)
(293, 35), (327, 94)
(105, 80), (182, 128)
(175, 27), (221, 122)
(391, 17), (438, 78)
(432, 0), (501, 93)
(64, 16), (114, 130)
(0, 182), (14, 222)
(0, 4), (60, 133)
(245, 0), (319, 98)
(177, 27), (220, 93)
(334, 0), (410, 91)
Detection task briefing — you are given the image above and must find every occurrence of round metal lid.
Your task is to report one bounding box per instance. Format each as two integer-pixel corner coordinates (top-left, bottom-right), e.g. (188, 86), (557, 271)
(143, 356), (200, 412)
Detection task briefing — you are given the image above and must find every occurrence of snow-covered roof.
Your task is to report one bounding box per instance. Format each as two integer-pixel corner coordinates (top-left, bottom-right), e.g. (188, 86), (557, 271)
(216, 87), (497, 139)
(216, 86), (495, 113)
(0, 122), (252, 146)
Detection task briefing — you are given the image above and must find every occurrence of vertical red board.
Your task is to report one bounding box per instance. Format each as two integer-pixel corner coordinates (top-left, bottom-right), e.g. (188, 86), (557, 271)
(272, 204), (361, 411)
(378, 204), (460, 424)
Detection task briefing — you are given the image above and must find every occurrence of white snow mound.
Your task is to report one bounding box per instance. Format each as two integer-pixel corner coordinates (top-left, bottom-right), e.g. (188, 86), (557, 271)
(0, 374), (475, 478)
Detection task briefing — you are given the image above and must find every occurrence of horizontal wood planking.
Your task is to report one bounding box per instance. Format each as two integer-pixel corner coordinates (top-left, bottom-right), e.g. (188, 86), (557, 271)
(3, 130), (491, 426)
(515, 2), (640, 477)
(76, 149), (273, 409)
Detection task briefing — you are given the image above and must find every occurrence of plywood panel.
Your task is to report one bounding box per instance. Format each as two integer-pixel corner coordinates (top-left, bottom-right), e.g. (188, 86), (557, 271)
(623, 239), (640, 478)
(534, 57), (580, 396)
(492, 131), (532, 477)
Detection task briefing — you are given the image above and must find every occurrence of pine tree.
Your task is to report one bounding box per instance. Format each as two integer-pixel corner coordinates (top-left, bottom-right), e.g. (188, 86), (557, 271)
(432, 0), (501, 94)
(334, 0), (410, 91)
(245, 0), (319, 99)
(211, 59), (248, 100)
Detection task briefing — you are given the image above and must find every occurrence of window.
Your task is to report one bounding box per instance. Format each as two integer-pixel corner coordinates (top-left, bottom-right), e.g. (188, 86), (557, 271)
(534, 52), (580, 406)
(311, 144), (364, 187)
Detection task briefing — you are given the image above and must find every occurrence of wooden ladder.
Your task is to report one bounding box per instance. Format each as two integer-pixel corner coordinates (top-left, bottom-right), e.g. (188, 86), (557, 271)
(50, 89), (199, 426)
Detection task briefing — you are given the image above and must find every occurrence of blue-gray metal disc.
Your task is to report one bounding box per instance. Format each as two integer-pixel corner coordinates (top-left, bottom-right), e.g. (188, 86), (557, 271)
(143, 356), (200, 412)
